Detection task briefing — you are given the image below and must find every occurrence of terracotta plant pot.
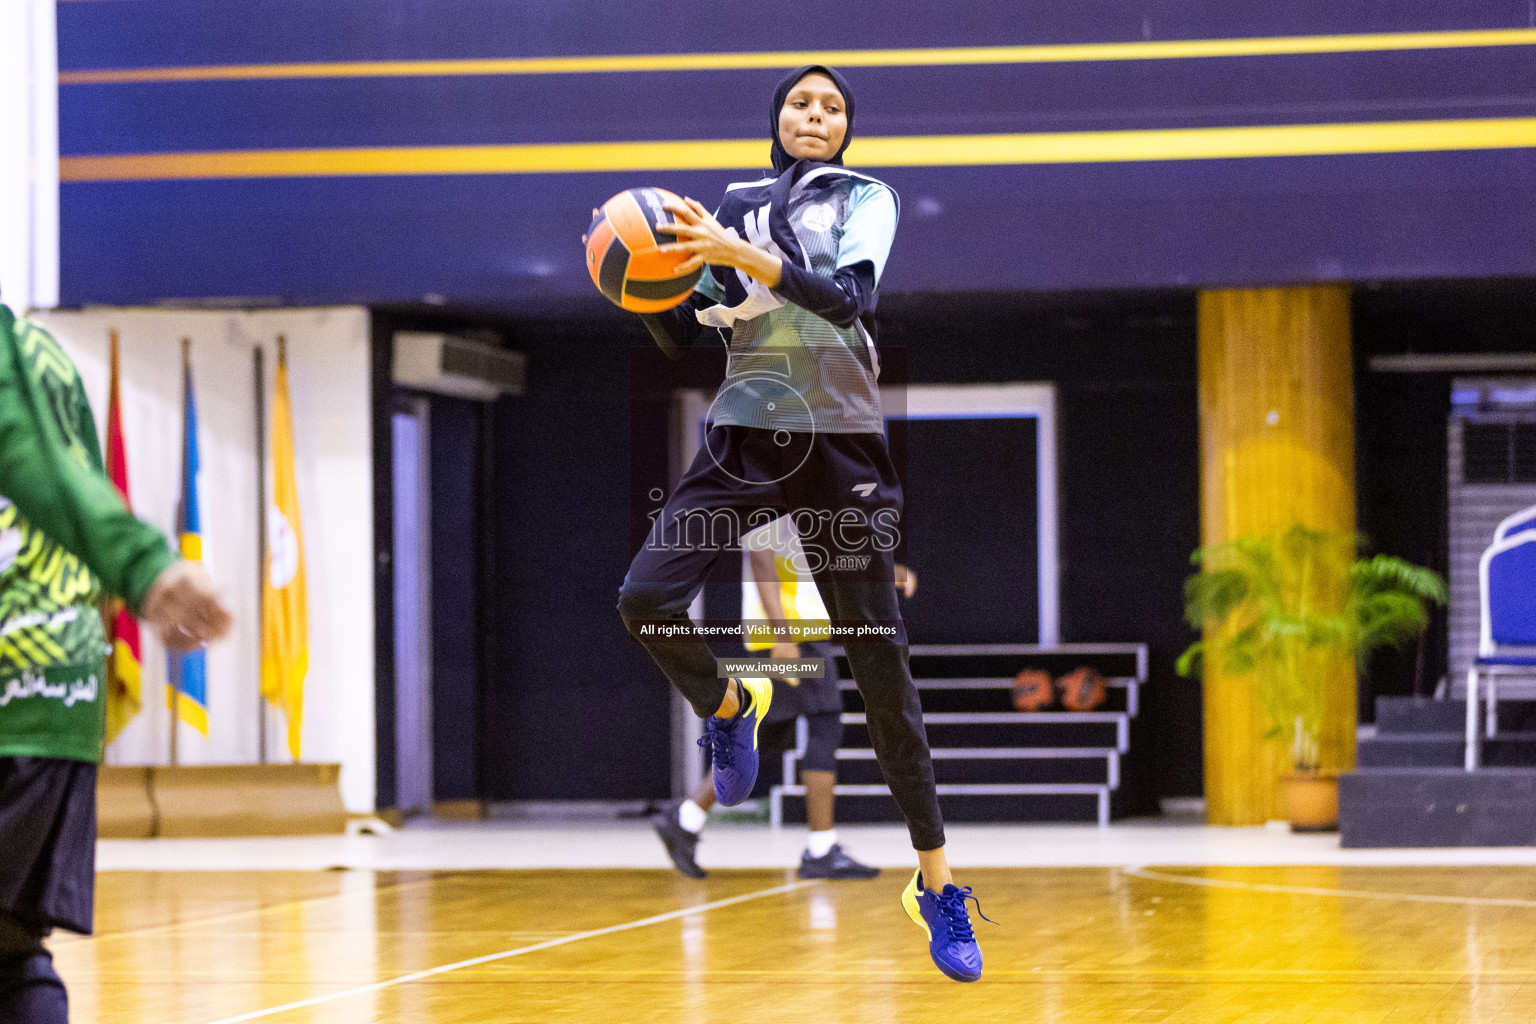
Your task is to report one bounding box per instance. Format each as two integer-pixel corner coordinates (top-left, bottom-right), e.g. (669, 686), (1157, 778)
(1283, 772), (1339, 832)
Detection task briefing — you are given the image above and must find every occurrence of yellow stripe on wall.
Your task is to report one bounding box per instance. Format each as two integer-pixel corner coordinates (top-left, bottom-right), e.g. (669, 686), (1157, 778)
(56, 27), (1536, 85)
(59, 117), (1536, 183)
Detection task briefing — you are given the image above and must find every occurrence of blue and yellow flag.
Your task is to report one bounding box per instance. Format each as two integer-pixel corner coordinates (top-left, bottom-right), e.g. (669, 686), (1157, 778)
(168, 339), (208, 735)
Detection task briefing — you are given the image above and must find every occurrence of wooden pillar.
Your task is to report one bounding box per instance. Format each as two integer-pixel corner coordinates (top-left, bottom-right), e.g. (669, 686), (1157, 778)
(1197, 285), (1357, 825)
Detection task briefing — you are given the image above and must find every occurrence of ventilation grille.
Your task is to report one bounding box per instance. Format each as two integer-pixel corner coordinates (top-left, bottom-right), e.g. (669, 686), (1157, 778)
(1462, 422), (1536, 484)
(392, 331), (526, 401)
(441, 338), (525, 393)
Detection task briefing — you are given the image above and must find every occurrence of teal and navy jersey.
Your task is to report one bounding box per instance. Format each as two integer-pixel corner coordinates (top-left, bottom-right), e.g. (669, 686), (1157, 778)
(694, 169), (898, 434)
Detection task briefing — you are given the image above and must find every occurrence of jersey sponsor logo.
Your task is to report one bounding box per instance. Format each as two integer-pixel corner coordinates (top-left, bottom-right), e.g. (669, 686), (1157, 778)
(0, 668), (99, 709)
(0, 500), (98, 605)
(0, 497), (103, 673)
(800, 202), (836, 233)
(1, 608), (79, 639)
(851, 482), (878, 496)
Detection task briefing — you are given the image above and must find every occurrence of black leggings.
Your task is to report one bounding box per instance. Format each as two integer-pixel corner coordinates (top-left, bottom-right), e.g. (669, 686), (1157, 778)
(0, 913), (66, 1024)
(619, 426), (944, 851)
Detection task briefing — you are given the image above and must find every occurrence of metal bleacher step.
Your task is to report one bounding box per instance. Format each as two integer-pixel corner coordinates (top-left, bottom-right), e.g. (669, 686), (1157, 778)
(1374, 696), (1536, 736)
(793, 747), (1121, 787)
(838, 676), (1141, 715)
(1357, 734), (1464, 768)
(1341, 767), (1536, 847)
(771, 782), (1114, 827)
(1373, 697), (1467, 734)
(1357, 731), (1536, 768)
(769, 642), (1149, 828)
(840, 711), (1130, 751)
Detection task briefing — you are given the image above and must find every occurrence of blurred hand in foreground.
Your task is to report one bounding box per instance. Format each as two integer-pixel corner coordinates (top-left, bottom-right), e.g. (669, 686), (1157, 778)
(141, 561), (234, 652)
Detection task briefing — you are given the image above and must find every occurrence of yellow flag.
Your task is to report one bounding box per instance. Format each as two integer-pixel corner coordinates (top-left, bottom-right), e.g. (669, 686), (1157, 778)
(261, 341), (309, 758)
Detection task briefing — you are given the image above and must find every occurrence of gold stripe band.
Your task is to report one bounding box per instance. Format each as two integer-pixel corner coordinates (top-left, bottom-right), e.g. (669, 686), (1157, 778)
(59, 117), (1536, 183)
(57, 28), (1536, 85)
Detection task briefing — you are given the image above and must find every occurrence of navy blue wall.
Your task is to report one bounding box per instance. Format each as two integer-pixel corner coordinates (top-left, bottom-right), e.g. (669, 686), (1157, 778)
(479, 310), (676, 802)
(57, 1), (1535, 65)
(428, 395), (483, 801)
(58, 2), (1536, 306)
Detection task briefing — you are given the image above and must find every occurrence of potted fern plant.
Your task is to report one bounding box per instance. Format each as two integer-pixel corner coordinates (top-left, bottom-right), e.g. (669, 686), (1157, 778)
(1177, 524), (1446, 830)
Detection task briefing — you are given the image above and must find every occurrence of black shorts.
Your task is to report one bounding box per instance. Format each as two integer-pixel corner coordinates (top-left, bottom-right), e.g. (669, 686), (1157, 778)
(757, 710), (842, 774)
(0, 758), (97, 935)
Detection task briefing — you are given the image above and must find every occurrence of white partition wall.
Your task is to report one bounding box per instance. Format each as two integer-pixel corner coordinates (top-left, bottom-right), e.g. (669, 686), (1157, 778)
(0, 0), (59, 311)
(33, 307), (377, 813)
(890, 384), (1060, 647)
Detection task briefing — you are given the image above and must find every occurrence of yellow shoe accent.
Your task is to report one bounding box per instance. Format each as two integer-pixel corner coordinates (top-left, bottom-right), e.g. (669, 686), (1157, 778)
(902, 868), (930, 939)
(737, 676), (773, 750)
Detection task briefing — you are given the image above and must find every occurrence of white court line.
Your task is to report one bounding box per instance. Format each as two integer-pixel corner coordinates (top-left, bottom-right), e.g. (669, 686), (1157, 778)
(194, 880), (813, 1024)
(1125, 866), (1536, 908)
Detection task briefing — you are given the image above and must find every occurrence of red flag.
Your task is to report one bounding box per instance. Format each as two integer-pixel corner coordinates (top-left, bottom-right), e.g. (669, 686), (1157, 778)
(103, 329), (144, 745)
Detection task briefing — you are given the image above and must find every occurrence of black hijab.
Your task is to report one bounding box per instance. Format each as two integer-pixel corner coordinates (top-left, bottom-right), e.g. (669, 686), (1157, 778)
(699, 64), (873, 323)
(769, 64), (855, 174)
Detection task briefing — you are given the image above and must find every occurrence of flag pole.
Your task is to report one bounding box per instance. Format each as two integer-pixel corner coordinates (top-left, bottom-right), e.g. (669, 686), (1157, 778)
(103, 329), (121, 765)
(171, 337), (189, 769)
(275, 335), (289, 762)
(255, 343), (268, 765)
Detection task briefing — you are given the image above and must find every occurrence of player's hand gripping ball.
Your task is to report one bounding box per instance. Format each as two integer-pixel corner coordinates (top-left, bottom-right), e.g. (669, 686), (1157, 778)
(585, 187), (704, 312)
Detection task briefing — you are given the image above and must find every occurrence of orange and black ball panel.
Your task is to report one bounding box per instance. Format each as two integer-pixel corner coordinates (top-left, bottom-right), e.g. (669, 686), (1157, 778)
(585, 210), (626, 304)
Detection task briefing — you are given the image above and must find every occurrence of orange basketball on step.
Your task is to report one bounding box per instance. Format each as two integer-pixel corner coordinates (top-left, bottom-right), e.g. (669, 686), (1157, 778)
(1058, 666), (1107, 712)
(1011, 669), (1054, 712)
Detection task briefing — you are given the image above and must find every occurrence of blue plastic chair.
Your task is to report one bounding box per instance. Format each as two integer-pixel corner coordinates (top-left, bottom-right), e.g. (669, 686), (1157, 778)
(1465, 528), (1536, 769)
(1495, 503), (1536, 543)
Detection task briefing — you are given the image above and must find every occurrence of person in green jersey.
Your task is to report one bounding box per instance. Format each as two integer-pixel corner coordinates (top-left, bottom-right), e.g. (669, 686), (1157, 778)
(0, 302), (232, 1022)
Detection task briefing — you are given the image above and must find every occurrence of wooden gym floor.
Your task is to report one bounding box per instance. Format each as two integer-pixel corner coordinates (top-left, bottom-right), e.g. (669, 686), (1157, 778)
(55, 865), (1536, 1023)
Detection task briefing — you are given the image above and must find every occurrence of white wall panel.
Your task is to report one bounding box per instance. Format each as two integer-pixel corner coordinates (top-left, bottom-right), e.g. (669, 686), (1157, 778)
(33, 307), (376, 813)
(0, 0), (58, 311)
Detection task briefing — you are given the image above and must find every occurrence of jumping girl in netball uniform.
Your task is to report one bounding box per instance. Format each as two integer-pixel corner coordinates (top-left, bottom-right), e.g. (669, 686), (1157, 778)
(615, 65), (988, 982)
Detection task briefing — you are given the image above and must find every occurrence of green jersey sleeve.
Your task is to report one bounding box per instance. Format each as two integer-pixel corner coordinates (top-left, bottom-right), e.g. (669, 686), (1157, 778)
(0, 305), (177, 612)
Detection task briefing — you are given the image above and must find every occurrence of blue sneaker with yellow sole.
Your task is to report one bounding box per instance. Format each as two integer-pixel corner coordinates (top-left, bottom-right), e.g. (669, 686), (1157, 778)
(901, 869), (990, 982)
(699, 677), (773, 806)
